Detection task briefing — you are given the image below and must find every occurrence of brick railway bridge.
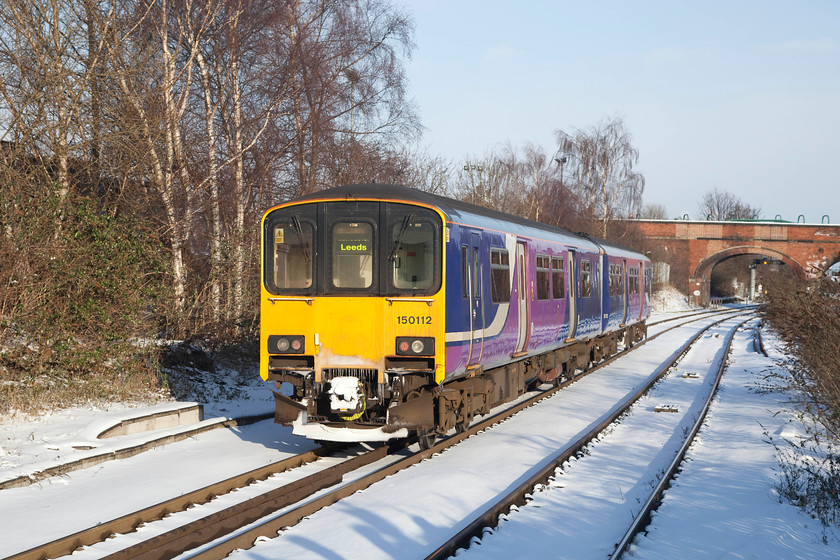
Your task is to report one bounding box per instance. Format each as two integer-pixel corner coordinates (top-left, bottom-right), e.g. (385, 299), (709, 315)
(634, 219), (840, 306)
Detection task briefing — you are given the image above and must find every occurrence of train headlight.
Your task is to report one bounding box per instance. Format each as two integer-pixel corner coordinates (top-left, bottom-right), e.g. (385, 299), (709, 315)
(395, 337), (434, 356)
(268, 335), (305, 354)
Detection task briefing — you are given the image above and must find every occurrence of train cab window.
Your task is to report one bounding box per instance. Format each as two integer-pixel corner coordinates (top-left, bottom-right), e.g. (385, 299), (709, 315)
(271, 220), (313, 289)
(491, 248), (510, 303)
(536, 255), (550, 300)
(581, 260), (592, 298)
(551, 257), (565, 299)
(390, 219), (435, 290)
(645, 267), (652, 297)
(332, 222), (374, 289)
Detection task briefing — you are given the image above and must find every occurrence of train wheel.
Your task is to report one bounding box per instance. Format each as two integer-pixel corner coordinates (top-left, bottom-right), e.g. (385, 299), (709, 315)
(417, 431), (436, 450)
(455, 420), (469, 434)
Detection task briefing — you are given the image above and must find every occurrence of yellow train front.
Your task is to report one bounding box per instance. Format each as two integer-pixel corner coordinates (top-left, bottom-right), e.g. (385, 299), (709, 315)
(260, 185), (446, 442)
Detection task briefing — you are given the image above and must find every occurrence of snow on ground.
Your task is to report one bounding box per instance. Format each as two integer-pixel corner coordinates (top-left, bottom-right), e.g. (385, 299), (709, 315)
(0, 421), (319, 558)
(217, 314), (840, 559)
(0, 286), (686, 481)
(1, 306), (838, 559)
(0, 356), (274, 482)
(650, 285), (696, 313)
(627, 328), (836, 558)
(451, 322), (838, 559)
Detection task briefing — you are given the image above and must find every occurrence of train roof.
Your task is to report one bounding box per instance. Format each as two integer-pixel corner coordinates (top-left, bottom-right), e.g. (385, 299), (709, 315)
(288, 183), (648, 261)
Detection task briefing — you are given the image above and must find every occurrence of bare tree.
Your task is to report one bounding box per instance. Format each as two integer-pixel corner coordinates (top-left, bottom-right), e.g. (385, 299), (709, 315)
(101, 0), (218, 322)
(284, 0), (418, 197)
(697, 187), (761, 220)
(449, 144), (583, 232)
(398, 147), (452, 195)
(454, 149), (514, 212)
(0, 0), (113, 204)
(638, 203), (668, 219)
(0, 0), (420, 338)
(554, 116), (645, 238)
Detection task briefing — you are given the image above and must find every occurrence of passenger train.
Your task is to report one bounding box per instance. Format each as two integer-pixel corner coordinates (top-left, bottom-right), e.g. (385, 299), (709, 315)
(260, 184), (651, 446)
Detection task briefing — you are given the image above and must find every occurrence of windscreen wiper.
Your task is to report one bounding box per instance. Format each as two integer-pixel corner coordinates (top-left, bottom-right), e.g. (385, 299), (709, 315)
(290, 215), (311, 263)
(388, 214), (415, 262)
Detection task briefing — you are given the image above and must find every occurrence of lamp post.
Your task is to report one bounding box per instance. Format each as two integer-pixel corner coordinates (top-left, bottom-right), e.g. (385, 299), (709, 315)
(554, 156), (567, 186)
(464, 163), (484, 204)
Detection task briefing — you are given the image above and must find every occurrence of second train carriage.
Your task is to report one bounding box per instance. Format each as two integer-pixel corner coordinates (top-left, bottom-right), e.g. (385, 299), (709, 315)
(260, 184), (651, 445)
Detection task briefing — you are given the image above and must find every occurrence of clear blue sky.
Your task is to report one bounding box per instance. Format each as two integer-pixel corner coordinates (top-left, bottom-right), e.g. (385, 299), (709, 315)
(400, 0), (840, 223)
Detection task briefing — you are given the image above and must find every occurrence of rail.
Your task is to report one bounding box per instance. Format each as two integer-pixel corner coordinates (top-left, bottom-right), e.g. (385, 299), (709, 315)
(426, 312), (753, 560)
(608, 317), (751, 559)
(11, 308), (750, 560)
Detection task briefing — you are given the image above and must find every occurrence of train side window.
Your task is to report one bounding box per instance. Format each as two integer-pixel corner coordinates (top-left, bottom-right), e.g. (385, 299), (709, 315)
(490, 248), (510, 303)
(461, 246), (469, 297)
(272, 221), (313, 289)
(581, 260), (592, 298)
(331, 222), (373, 289)
(551, 256), (565, 299)
(619, 265), (625, 296)
(629, 266), (639, 294)
(536, 255), (550, 300)
(472, 247), (479, 297)
(608, 264), (623, 297)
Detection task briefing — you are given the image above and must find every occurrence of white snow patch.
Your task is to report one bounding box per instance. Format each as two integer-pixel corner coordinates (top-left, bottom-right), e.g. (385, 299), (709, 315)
(651, 285), (696, 313)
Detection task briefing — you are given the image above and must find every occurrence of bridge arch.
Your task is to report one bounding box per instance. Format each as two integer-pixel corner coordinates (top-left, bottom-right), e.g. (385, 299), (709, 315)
(693, 246), (807, 280)
(689, 246), (806, 306)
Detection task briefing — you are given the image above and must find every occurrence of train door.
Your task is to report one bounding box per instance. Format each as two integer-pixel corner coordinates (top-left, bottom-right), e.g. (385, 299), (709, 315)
(621, 259), (629, 325)
(637, 264), (645, 322)
(567, 250), (578, 340)
(598, 255), (607, 331)
(467, 232), (484, 367)
(514, 241), (530, 355)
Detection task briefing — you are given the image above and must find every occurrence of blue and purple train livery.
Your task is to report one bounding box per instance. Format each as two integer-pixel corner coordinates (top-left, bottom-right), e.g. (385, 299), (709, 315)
(260, 184), (650, 445)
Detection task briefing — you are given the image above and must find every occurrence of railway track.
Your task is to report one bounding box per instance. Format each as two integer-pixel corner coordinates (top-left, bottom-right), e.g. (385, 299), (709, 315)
(608, 316), (748, 559)
(8, 307), (747, 560)
(428, 313), (753, 560)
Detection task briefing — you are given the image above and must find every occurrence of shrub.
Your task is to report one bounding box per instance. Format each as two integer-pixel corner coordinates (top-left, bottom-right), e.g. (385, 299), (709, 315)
(760, 274), (840, 528)
(0, 183), (168, 414)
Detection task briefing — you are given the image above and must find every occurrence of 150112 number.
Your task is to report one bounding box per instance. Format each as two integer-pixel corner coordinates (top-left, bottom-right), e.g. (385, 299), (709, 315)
(397, 315), (432, 325)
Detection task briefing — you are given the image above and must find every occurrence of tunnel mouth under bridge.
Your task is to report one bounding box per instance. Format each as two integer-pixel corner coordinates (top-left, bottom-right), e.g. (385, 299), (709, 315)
(690, 246), (804, 305)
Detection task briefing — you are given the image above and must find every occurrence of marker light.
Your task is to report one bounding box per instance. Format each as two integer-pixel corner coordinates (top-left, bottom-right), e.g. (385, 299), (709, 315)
(268, 335), (305, 354)
(395, 337), (434, 356)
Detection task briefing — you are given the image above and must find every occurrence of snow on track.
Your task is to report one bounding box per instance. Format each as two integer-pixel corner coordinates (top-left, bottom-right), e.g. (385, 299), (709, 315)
(0, 421), (318, 558)
(453, 321), (837, 559)
(627, 326), (837, 559)
(226, 316), (755, 559)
